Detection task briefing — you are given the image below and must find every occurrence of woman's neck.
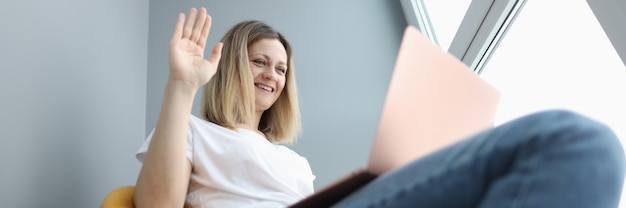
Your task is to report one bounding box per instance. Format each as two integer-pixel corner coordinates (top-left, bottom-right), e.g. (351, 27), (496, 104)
(236, 110), (265, 137)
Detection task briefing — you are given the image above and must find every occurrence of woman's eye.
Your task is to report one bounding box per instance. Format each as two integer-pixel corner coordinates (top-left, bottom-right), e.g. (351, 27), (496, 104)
(277, 68), (286, 74)
(253, 60), (266, 65)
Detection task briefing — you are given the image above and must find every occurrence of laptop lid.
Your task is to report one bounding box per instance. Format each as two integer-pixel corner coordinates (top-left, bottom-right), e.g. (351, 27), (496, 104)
(289, 25), (500, 208)
(367, 25), (501, 174)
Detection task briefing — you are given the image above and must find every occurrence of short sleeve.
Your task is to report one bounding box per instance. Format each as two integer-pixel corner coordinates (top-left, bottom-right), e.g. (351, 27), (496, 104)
(135, 120), (195, 164)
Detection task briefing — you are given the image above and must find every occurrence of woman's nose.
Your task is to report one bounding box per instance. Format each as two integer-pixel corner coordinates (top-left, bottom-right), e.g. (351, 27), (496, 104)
(262, 68), (276, 80)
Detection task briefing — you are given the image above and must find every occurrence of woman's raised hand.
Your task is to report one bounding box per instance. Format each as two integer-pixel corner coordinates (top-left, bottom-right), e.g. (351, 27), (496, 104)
(168, 7), (223, 89)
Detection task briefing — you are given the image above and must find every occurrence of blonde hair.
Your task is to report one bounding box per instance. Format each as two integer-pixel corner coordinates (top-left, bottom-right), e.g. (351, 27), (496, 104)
(201, 20), (301, 144)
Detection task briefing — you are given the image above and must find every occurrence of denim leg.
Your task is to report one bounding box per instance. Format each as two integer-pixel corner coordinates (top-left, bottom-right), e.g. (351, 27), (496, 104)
(333, 110), (626, 208)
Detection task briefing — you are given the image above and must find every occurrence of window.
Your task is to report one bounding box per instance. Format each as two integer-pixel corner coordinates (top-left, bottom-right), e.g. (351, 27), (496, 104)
(480, 0), (626, 142)
(478, 0), (626, 205)
(422, 0), (472, 50)
(409, 0), (626, 205)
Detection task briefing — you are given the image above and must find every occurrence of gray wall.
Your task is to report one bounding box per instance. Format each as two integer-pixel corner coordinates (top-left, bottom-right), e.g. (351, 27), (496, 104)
(0, 0), (148, 207)
(0, 1), (405, 206)
(146, 1), (407, 189)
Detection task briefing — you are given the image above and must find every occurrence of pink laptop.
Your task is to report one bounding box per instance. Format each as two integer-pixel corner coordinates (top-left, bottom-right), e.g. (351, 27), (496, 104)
(289, 25), (501, 208)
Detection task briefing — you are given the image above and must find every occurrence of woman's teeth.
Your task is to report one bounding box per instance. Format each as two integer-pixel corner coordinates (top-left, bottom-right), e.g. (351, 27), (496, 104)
(256, 84), (273, 92)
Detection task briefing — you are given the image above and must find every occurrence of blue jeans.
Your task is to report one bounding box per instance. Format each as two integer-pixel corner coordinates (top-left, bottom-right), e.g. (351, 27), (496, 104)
(334, 110), (625, 208)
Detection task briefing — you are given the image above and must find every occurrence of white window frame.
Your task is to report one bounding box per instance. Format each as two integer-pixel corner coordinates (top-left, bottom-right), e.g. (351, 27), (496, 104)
(400, 0), (527, 73)
(586, 0), (626, 67)
(400, 0), (626, 73)
(448, 0), (526, 73)
(399, 0), (439, 45)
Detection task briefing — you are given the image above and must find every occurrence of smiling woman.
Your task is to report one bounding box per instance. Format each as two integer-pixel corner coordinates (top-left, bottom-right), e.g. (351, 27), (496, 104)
(200, 20), (301, 144)
(134, 8), (311, 207)
(249, 39), (288, 121)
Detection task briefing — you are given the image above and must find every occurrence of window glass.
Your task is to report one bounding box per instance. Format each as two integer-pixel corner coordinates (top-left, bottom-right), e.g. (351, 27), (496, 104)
(481, 0), (626, 134)
(422, 0), (472, 50)
(480, 1), (626, 204)
(480, 1), (626, 200)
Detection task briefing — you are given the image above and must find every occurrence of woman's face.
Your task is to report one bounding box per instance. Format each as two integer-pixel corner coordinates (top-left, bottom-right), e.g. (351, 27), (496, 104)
(248, 38), (288, 111)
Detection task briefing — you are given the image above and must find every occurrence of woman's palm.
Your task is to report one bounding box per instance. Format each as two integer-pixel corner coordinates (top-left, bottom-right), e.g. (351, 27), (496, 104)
(168, 8), (222, 88)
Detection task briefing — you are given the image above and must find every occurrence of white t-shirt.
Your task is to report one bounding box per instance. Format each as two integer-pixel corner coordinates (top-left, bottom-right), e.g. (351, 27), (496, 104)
(136, 115), (315, 208)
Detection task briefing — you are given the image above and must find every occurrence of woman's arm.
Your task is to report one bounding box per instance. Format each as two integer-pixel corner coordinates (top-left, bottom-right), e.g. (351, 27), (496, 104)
(134, 7), (222, 208)
(135, 81), (194, 208)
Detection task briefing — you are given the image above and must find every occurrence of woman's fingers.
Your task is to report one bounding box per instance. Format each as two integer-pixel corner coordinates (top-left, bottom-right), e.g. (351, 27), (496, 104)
(207, 42), (223, 65)
(197, 14), (212, 49)
(171, 13), (185, 42)
(173, 7), (211, 49)
(190, 7), (207, 44)
(182, 8), (197, 39)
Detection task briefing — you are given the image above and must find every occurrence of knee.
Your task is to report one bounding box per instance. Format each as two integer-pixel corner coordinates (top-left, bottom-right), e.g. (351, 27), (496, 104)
(524, 109), (601, 128)
(515, 109), (626, 207)
(528, 109), (621, 146)
(528, 109), (625, 173)
(523, 110), (613, 136)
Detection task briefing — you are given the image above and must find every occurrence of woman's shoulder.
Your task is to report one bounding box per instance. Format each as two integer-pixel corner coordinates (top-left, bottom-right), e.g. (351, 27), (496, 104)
(187, 114), (235, 138)
(188, 114), (250, 141)
(189, 114), (221, 130)
(273, 144), (307, 159)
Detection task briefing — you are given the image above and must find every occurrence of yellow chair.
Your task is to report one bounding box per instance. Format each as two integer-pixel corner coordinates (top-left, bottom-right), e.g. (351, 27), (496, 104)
(101, 186), (135, 208)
